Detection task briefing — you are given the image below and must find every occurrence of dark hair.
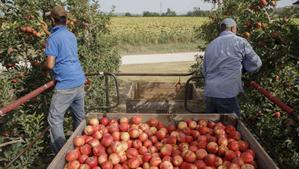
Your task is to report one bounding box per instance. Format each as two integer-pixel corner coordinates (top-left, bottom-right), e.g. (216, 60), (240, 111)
(219, 23), (227, 32)
(53, 16), (67, 25)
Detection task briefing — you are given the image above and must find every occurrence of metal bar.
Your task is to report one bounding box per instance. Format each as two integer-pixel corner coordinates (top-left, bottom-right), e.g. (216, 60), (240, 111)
(249, 81), (294, 114)
(0, 81), (55, 117)
(4, 127), (49, 169)
(184, 76), (205, 113)
(86, 71), (196, 77)
(104, 75), (110, 112)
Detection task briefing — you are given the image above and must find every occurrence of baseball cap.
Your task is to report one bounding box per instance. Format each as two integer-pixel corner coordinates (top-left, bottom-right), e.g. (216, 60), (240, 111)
(220, 18), (237, 28)
(51, 5), (67, 20)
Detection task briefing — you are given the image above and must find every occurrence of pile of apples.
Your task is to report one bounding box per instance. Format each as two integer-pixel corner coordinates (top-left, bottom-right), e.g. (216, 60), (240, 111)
(64, 116), (257, 169)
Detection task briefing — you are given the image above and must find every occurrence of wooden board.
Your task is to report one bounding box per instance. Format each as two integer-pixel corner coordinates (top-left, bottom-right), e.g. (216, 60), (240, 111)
(47, 113), (279, 169)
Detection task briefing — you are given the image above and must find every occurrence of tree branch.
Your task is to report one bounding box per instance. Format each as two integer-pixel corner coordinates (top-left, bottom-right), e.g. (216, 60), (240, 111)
(0, 138), (24, 148)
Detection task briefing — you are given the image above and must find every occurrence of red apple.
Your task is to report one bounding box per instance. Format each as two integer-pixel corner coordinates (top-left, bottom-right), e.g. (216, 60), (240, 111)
(92, 131), (103, 140)
(241, 164), (255, 169)
(225, 150), (237, 161)
(84, 125), (95, 135)
(100, 117), (109, 126)
(241, 152), (254, 163)
(80, 144), (92, 155)
(195, 160), (207, 169)
(120, 117), (129, 124)
(79, 164), (90, 169)
(178, 121), (187, 130)
(119, 123), (129, 132)
(88, 118), (99, 126)
(128, 157), (141, 168)
(88, 138), (100, 148)
(66, 149), (79, 162)
(228, 141), (240, 152)
(205, 154), (216, 166)
(188, 121), (197, 129)
(121, 132), (130, 141)
(196, 149), (208, 160)
(229, 163), (241, 169)
(147, 118), (159, 127)
(207, 142), (219, 154)
(138, 132), (148, 142)
(129, 128), (140, 138)
(73, 136), (85, 147)
(109, 153), (121, 165)
(101, 161), (113, 169)
(150, 156), (162, 167)
(68, 160), (80, 169)
(183, 150), (196, 163)
(238, 141), (249, 152)
(143, 153), (152, 162)
(127, 148), (139, 158)
(78, 154), (88, 164)
(131, 115), (142, 124)
(98, 153), (108, 164)
(159, 161), (173, 169)
(101, 134), (113, 147)
(85, 156), (98, 168)
(172, 155), (183, 166)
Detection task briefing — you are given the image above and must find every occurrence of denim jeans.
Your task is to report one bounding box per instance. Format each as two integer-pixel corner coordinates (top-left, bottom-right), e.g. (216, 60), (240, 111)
(205, 96), (240, 116)
(48, 85), (85, 154)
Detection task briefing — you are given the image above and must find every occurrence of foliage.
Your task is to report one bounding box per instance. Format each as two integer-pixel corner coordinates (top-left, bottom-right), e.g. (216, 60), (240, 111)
(0, 0), (120, 168)
(186, 7), (211, 17)
(195, 0), (299, 168)
(142, 11), (160, 17)
(161, 8), (176, 17)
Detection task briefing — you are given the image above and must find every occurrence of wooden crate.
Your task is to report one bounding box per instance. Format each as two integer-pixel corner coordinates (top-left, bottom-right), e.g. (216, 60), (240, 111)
(48, 113), (278, 169)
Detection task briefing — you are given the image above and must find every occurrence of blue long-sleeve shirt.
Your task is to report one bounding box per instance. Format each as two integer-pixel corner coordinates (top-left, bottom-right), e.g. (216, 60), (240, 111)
(202, 31), (262, 98)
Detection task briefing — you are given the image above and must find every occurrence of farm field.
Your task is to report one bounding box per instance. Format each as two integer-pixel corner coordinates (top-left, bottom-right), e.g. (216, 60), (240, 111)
(109, 17), (208, 54)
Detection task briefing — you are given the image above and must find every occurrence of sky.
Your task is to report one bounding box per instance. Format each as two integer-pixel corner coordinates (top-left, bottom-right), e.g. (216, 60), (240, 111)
(98, 0), (297, 15)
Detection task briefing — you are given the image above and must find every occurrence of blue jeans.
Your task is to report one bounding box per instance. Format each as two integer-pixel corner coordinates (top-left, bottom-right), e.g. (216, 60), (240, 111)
(205, 96), (240, 116)
(48, 85), (85, 154)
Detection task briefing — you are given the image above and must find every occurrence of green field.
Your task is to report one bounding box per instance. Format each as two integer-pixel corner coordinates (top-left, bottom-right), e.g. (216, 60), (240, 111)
(109, 17), (208, 54)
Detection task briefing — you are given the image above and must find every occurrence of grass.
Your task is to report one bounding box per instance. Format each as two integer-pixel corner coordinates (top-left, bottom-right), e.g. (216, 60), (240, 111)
(119, 61), (196, 83)
(118, 42), (201, 55)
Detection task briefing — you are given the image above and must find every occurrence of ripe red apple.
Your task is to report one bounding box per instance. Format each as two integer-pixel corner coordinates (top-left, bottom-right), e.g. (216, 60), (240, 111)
(215, 157), (223, 166)
(128, 157), (141, 168)
(183, 150), (196, 163)
(228, 141), (240, 152)
(85, 156), (98, 168)
(129, 128), (140, 138)
(68, 160), (80, 169)
(191, 130), (200, 138)
(92, 131), (102, 140)
(229, 131), (241, 140)
(73, 136), (85, 147)
(218, 145), (229, 156)
(196, 149), (208, 160)
(143, 153), (152, 162)
(109, 153), (121, 165)
(79, 164), (90, 169)
(156, 130), (166, 140)
(143, 140), (153, 147)
(101, 161), (113, 169)
(121, 132), (130, 141)
(88, 118), (99, 126)
(178, 121), (187, 130)
(245, 149), (255, 158)
(78, 154), (88, 164)
(120, 117), (129, 124)
(79, 144), (92, 155)
(100, 117), (109, 126)
(207, 121), (216, 128)
(138, 132), (148, 142)
(198, 119), (208, 127)
(114, 164), (123, 169)
(159, 161), (174, 169)
(119, 123), (129, 132)
(112, 131), (120, 141)
(232, 157), (245, 166)
(167, 123), (176, 132)
(229, 163), (241, 169)
(238, 141), (249, 152)
(160, 144), (172, 157)
(225, 125), (236, 134)
(138, 146), (148, 155)
(84, 125), (95, 135)
(199, 127), (210, 135)
(131, 115), (142, 124)
(127, 148), (139, 158)
(101, 134), (113, 147)
(241, 164), (255, 169)
(207, 142), (219, 154)
(225, 150), (237, 161)
(84, 135), (93, 143)
(172, 155), (183, 166)
(150, 156), (162, 167)
(98, 153), (108, 164)
(195, 160), (207, 169)
(143, 162), (150, 169)
(66, 149), (79, 162)
(188, 121), (197, 129)
(147, 118), (159, 127)
(241, 152), (254, 163)
(205, 154), (216, 166)
(88, 138), (100, 148)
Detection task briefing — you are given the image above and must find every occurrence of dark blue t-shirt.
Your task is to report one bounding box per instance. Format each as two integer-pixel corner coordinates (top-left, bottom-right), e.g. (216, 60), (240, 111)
(45, 25), (86, 89)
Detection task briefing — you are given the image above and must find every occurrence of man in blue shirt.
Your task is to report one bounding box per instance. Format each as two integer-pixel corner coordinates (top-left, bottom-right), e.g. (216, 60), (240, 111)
(202, 18), (262, 116)
(44, 6), (86, 154)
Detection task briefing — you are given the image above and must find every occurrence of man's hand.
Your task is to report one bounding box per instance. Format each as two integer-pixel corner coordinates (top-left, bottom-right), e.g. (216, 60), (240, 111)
(39, 20), (51, 36)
